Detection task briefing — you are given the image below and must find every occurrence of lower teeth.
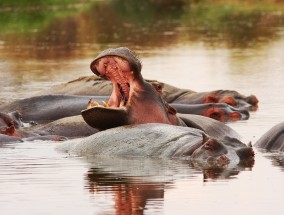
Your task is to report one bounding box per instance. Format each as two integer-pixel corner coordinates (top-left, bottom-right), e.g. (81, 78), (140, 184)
(119, 95), (126, 107)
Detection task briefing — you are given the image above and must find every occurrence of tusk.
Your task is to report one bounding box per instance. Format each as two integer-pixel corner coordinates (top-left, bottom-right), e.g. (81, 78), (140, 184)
(87, 99), (101, 109)
(87, 99), (93, 109)
(93, 101), (100, 107)
(102, 101), (109, 107)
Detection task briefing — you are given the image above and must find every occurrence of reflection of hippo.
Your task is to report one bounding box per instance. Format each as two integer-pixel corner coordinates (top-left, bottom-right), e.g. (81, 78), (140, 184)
(254, 122), (284, 152)
(83, 155), (249, 214)
(57, 123), (254, 167)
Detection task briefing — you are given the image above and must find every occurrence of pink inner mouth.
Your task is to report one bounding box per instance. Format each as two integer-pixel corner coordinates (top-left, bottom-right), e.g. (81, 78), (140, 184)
(94, 56), (132, 108)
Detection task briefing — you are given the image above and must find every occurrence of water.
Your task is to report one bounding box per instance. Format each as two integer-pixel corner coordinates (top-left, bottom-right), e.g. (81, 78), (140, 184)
(0, 1), (284, 214)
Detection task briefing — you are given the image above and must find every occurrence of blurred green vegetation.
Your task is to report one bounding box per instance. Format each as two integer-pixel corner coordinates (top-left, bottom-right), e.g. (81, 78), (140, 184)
(1, 0), (284, 59)
(181, 1), (284, 46)
(0, 0), (83, 6)
(0, 0), (95, 33)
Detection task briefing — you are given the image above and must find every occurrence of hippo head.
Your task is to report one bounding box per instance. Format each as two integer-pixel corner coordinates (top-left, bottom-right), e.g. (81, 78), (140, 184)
(191, 137), (255, 168)
(82, 47), (182, 130)
(0, 111), (24, 129)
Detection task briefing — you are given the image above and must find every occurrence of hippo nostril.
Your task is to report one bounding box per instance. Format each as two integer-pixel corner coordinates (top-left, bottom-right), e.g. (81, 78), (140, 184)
(204, 95), (218, 103)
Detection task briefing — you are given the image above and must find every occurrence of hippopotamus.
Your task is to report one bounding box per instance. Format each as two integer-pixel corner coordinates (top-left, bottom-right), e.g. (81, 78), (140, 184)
(0, 110), (67, 143)
(0, 95), (109, 123)
(80, 47), (251, 129)
(254, 122), (284, 152)
(57, 123), (254, 167)
(0, 111), (25, 129)
(54, 47), (254, 167)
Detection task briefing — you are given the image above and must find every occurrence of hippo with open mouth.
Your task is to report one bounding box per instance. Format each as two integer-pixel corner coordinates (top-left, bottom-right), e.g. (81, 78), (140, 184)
(82, 47), (185, 129)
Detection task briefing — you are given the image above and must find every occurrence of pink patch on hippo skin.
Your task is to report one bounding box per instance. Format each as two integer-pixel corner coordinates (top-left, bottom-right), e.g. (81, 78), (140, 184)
(52, 136), (67, 141)
(203, 95), (219, 104)
(0, 125), (21, 138)
(204, 139), (216, 151)
(219, 96), (237, 107)
(229, 112), (242, 121)
(218, 155), (230, 166)
(202, 107), (225, 122)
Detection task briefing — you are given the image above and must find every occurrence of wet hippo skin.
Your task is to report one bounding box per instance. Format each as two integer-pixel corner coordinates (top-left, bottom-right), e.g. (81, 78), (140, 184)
(254, 122), (284, 152)
(57, 123), (254, 167)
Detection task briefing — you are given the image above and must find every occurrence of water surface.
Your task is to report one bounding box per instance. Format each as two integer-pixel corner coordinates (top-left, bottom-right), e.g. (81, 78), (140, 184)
(0, 1), (284, 214)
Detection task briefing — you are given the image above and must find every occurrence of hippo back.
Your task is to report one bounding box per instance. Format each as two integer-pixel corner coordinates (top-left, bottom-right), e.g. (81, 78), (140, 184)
(254, 122), (284, 152)
(57, 123), (206, 158)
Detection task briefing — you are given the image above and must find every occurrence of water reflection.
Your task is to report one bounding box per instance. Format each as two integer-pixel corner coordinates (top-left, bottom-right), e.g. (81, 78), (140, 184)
(82, 156), (253, 214)
(86, 168), (166, 214)
(263, 153), (284, 171)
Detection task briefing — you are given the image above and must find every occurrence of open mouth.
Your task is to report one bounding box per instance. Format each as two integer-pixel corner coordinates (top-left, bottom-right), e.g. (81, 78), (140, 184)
(115, 82), (130, 107)
(87, 55), (133, 110)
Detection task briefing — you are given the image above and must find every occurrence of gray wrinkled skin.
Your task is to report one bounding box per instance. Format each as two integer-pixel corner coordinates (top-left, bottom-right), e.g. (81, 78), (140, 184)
(57, 123), (206, 158)
(0, 95), (107, 122)
(34, 115), (98, 138)
(56, 123), (254, 169)
(254, 122), (284, 152)
(0, 134), (23, 144)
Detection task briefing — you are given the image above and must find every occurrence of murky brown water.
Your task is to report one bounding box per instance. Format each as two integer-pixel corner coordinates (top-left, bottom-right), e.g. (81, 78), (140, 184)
(1, 1), (284, 214)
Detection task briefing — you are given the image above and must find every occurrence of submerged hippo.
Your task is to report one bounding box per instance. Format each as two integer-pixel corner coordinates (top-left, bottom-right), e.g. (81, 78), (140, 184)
(57, 123), (254, 167)
(0, 110), (67, 143)
(254, 122), (284, 152)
